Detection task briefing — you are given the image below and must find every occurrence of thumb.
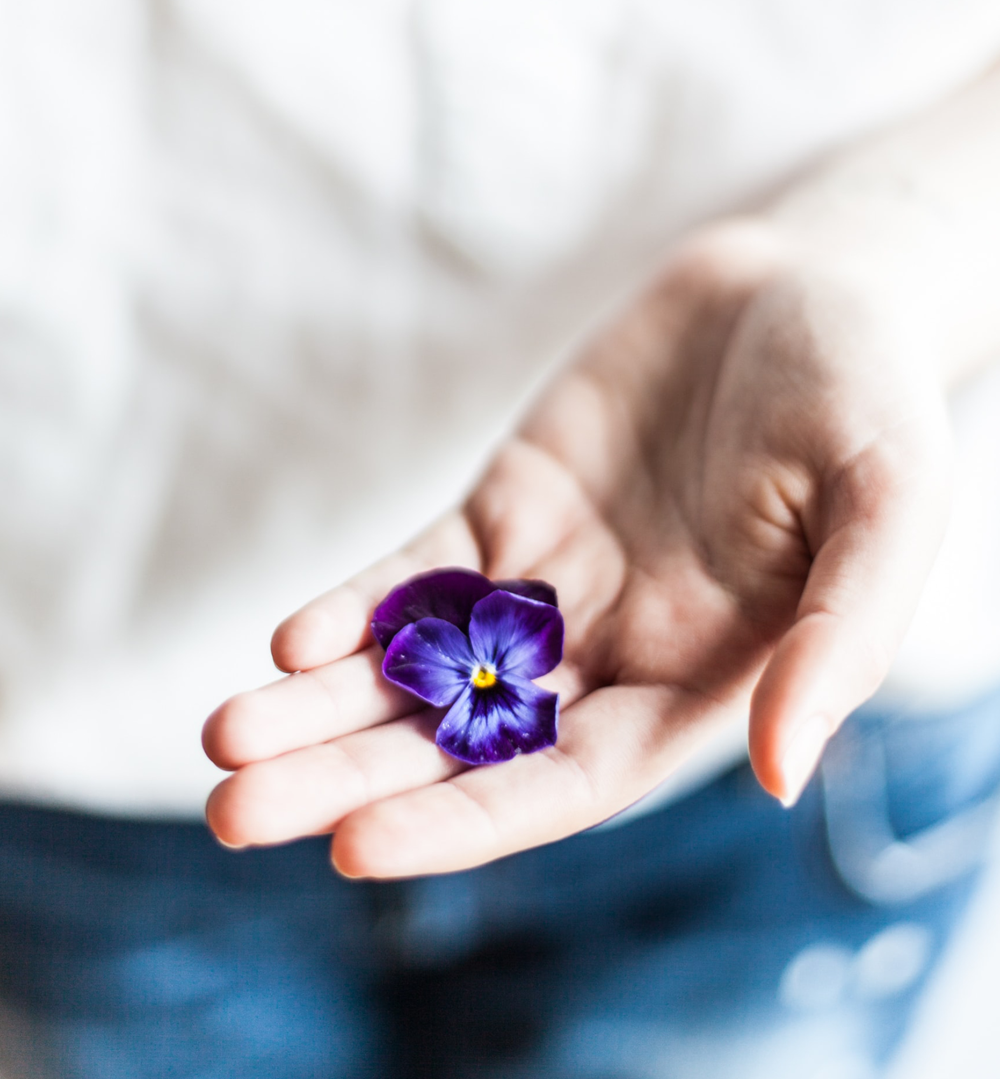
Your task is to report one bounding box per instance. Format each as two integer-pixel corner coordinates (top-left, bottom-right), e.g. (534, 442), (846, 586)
(749, 426), (952, 805)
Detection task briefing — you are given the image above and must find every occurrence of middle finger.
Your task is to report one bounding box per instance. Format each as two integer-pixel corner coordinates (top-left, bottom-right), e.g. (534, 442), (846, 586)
(202, 646), (415, 770)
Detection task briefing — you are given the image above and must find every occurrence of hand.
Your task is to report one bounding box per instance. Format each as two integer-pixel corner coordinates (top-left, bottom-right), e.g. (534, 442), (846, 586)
(202, 219), (952, 877)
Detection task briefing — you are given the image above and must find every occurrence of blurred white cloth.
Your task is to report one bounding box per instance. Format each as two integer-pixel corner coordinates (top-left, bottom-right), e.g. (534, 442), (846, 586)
(1, 0), (1000, 816)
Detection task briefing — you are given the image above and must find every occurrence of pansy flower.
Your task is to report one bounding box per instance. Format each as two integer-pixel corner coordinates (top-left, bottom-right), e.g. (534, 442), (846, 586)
(372, 568), (563, 764)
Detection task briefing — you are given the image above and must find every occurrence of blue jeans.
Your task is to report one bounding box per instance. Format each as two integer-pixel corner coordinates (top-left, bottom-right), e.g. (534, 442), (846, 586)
(1, 686), (999, 1079)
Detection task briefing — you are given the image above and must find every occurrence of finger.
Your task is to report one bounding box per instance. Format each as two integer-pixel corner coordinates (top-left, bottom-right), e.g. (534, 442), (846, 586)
(205, 710), (464, 847)
(330, 682), (743, 878)
(466, 439), (627, 651)
(205, 662), (588, 846)
(271, 511), (481, 673)
(202, 647), (415, 770)
(748, 432), (952, 806)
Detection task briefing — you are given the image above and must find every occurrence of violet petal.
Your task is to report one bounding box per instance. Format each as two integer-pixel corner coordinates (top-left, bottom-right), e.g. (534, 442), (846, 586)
(494, 578), (558, 608)
(468, 591), (564, 681)
(435, 677), (559, 764)
(371, 567), (495, 649)
(382, 617), (475, 707)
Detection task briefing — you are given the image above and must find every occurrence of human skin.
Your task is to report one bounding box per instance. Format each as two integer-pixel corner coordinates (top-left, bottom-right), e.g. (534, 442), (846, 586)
(203, 63), (1000, 878)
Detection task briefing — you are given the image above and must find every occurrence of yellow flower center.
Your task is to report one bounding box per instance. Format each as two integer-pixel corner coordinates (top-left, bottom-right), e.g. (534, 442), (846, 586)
(471, 664), (497, 689)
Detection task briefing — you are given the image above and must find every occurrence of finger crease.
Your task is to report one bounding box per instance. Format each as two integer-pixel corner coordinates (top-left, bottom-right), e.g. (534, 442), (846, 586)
(305, 670), (344, 731)
(326, 741), (372, 808)
(446, 780), (503, 849)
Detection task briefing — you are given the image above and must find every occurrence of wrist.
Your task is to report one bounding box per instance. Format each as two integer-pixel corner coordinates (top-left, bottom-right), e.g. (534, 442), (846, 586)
(759, 64), (1000, 389)
(659, 216), (947, 392)
(764, 185), (968, 390)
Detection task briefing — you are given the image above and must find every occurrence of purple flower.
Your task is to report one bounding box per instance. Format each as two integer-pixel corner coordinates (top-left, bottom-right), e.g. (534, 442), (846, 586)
(372, 568), (563, 764)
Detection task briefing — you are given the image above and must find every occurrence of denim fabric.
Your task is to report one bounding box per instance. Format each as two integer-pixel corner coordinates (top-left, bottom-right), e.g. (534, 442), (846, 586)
(1, 685), (998, 1079)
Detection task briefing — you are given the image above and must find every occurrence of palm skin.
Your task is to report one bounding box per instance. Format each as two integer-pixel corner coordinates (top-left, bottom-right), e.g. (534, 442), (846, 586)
(202, 221), (951, 878)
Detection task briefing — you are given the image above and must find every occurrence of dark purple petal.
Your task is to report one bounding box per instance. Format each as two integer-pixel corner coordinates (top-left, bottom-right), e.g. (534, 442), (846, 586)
(435, 676), (559, 764)
(468, 591), (564, 681)
(382, 617), (475, 707)
(494, 579), (558, 608)
(371, 567), (494, 649)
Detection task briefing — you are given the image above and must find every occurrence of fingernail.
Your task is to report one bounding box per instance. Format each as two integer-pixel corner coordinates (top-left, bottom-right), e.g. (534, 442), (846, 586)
(215, 837), (248, 851)
(779, 714), (831, 808)
(331, 856), (367, 881)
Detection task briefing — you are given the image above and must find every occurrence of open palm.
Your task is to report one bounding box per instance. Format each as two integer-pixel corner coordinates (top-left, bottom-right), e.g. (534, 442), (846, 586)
(203, 223), (951, 877)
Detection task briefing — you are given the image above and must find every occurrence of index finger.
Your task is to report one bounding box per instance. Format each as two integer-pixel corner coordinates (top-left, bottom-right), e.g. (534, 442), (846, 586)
(271, 511), (482, 673)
